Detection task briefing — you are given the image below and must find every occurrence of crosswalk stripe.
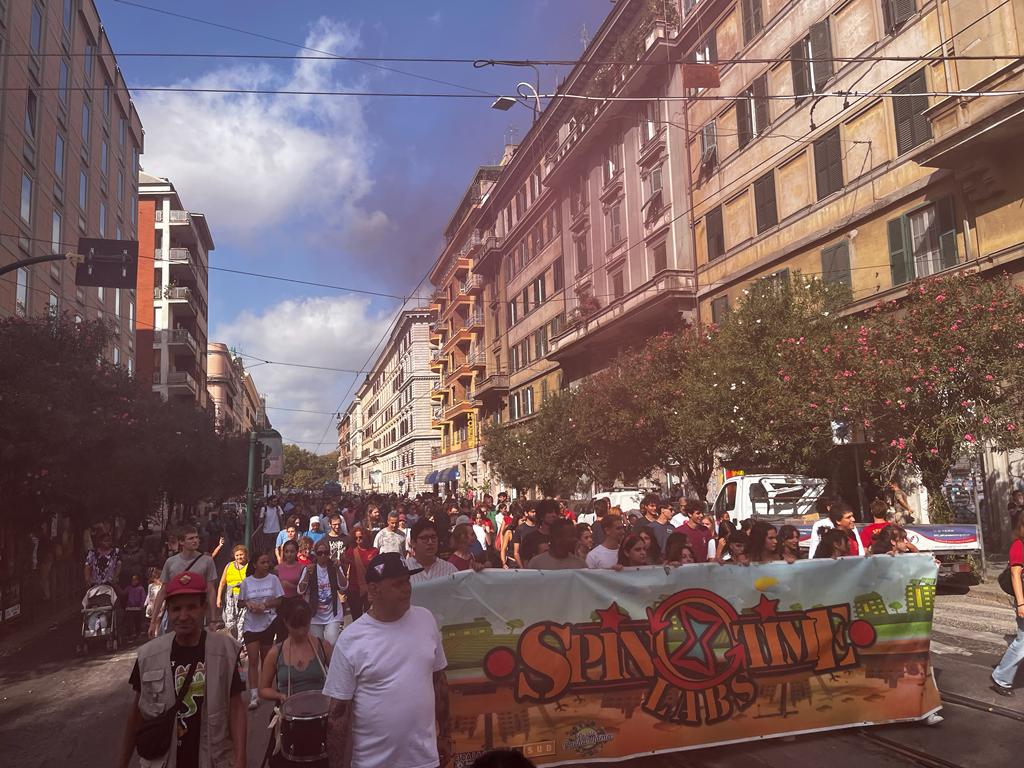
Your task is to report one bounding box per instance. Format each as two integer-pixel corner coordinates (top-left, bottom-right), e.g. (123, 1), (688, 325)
(929, 639), (973, 656)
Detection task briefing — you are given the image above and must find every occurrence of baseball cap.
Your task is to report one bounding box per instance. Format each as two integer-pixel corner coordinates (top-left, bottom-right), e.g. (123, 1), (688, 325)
(365, 552), (422, 583)
(165, 571), (207, 598)
(455, 514), (471, 525)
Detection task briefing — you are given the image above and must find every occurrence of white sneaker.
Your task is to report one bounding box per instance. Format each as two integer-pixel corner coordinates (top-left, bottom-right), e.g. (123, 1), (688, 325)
(924, 713), (943, 726)
(248, 691), (259, 710)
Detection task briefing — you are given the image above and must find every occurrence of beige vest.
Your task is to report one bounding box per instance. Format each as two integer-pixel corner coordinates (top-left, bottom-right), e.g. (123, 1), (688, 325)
(134, 630), (241, 768)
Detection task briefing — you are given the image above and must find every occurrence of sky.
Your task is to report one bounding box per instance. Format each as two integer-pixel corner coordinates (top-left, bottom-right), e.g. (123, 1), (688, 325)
(98, 0), (608, 452)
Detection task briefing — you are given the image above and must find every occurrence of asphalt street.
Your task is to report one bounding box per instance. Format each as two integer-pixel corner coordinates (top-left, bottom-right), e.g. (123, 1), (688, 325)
(1, 584), (1022, 768)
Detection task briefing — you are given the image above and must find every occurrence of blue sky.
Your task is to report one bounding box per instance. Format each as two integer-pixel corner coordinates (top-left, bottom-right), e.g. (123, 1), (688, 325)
(98, 0), (606, 450)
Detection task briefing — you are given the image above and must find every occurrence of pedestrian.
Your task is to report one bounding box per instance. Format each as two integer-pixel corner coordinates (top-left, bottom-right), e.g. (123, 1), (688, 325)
(275, 539), (307, 625)
(259, 495), (286, 557)
(116, 572), (247, 768)
(84, 530), (122, 588)
(407, 520), (459, 584)
(373, 512), (407, 556)
(447, 523), (481, 572)
(664, 534), (696, 566)
(992, 515), (1024, 696)
(217, 545), (250, 644)
(471, 509), (493, 551)
(239, 552), (285, 710)
(498, 513), (520, 569)
(120, 532), (147, 589)
(869, 525), (919, 555)
(886, 480), (916, 525)
(618, 533), (649, 568)
(637, 528), (662, 564)
(149, 527), (220, 638)
(574, 523), (593, 562)
(124, 573), (147, 639)
(528, 519), (586, 570)
(322, 553), (452, 768)
(325, 514), (348, 564)
(675, 508), (713, 563)
(520, 499), (559, 565)
(586, 514), (626, 570)
(144, 568), (162, 626)
(258, 599), (333, 768)
(813, 528), (852, 559)
(1009, 489), (1024, 528)
(301, 541), (348, 648)
(778, 524), (802, 563)
(511, 501), (539, 567)
(306, 516), (327, 547)
(641, 499), (675, 554)
(859, 498), (892, 552)
(276, 520), (301, 564)
(747, 522), (780, 563)
(345, 529), (377, 621)
(590, 498), (610, 547)
(722, 532), (750, 565)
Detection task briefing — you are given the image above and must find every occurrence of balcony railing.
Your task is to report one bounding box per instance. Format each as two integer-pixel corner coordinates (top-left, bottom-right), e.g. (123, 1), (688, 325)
(467, 349), (486, 367)
(154, 328), (199, 353)
(461, 274), (482, 294)
(463, 311), (484, 329)
(166, 370), (197, 389)
(155, 209), (191, 224)
(431, 446), (442, 459)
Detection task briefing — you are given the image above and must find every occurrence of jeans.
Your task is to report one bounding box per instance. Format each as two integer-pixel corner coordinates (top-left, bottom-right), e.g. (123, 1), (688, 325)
(309, 619), (342, 648)
(993, 616), (1024, 688)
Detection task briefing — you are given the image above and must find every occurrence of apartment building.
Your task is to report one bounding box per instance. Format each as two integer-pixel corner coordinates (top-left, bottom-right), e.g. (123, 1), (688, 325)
(679, 0), (1024, 319)
(206, 342), (269, 434)
(0, 0), (144, 368)
(336, 406), (352, 489)
(428, 167), (502, 490)
(137, 172), (214, 406)
(357, 309), (438, 494)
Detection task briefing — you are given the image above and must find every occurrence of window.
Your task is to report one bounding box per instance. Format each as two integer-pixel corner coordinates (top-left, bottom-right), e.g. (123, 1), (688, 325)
(82, 102), (91, 145)
(534, 326), (549, 358)
(522, 387), (535, 417)
(570, 172), (588, 216)
(574, 235), (589, 274)
(892, 70), (932, 155)
(117, 170), (124, 201)
(101, 140), (108, 176)
(84, 38), (95, 78)
(30, 5), (44, 53)
(694, 32), (717, 64)
(52, 210), (62, 254)
(24, 91), (38, 140)
(59, 60), (70, 105)
(49, 292), (59, 317)
(129, 298), (135, 326)
(791, 20), (833, 100)
(113, 347), (120, 365)
(103, 79), (111, 115)
(532, 275), (546, 307)
(119, 117), (127, 146)
(602, 138), (622, 184)
(549, 313), (564, 338)
(508, 299), (518, 327)
(16, 268), (29, 317)
(606, 202), (623, 247)
(552, 257), (564, 292)
(510, 392), (520, 421)
(640, 101), (659, 144)
(516, 186), (528, 219)
(821, 240), (851, 286)
(99, 202), (106, 236)
(753, 171), (778, 233)
(20, 174), (33, 224)
(651, 241), (668, 273)
(887, 198), (958, 285)
(645, 165), (664, 207)
(700, 121), (718, 171)
(741, 0), (764, 45)
(127, 357), (134, 376)
(611, 270), (625, 300)
(79, 170), (88, 209)
(55, 133), (66, 179)
(737, 75), (769, 148)
(705, 206), (724, 261)
(883, 0), (916, 34)
(813, 127), (844, 200)
(521, 287), (531, 316)
(114, 288), (121, 316)
(710, 296), (730, 325)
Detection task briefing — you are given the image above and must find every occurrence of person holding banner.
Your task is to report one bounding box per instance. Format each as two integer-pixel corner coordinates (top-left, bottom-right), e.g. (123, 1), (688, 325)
(586, 514), (625, 570)
(528, 519), (585, 570)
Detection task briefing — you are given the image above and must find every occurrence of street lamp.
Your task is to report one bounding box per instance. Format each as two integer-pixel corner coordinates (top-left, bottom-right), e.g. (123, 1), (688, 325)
(478, 59), (542, 122)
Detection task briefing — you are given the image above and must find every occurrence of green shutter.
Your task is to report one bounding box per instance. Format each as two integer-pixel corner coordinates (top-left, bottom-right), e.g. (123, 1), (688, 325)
(736, 95), (752, 148)
(810, 20), (834, 91)
(753, 76), (770, 134)
(822, 241), (851, 286)
(936, 197), (959, 270)
(888, 216), (911, 286)
(791, 42), (810, 100)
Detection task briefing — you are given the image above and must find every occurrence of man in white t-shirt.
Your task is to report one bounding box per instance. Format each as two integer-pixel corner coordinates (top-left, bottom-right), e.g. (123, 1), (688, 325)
(148, 526), (219, 637)
(323, 552), (451, 768)
(373, 512), (407, 555)
(586, 514), (626, 570)
(406, 520), (458, 585)
(259, 495), (284, 556)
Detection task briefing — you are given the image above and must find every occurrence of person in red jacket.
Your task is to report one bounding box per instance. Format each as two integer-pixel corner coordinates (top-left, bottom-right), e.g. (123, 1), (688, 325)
(859, 498), (891, 552)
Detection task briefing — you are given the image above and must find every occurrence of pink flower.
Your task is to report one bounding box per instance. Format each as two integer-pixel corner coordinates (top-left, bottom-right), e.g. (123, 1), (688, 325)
(985, 374), (994, 381)
(930, 448), (939, 454)
(964, 434), (976, 443)
(1009, 424), (1018, 432)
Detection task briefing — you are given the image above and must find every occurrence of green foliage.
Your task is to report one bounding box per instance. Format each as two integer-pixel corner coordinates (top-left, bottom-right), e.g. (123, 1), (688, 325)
(281, 444), (339, 490)
(0, 314), (248, 528)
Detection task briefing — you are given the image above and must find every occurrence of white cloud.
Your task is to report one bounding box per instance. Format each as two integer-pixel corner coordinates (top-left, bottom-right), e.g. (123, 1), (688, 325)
(134, 18), (390, 245)
(212, 295), (392, 451)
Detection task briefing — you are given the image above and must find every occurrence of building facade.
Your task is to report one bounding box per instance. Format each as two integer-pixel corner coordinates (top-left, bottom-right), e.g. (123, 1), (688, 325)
(207, 342), (269, 434)
(428, 167), (502, 491)
(136, 172), (214, 407)
(336, 408), (352, 489)
(357, 309), (439, 494)
(0, 0), (144, 368)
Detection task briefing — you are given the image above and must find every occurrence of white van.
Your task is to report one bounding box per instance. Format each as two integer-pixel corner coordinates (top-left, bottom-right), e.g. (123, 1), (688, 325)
(712, 474), (827, 521)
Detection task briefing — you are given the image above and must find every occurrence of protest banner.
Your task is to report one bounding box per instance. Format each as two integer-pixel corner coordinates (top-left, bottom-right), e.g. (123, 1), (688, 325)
(413, 555), (941, 766)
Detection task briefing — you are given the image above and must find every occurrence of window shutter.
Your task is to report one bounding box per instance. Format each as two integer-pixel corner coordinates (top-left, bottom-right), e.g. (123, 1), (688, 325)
(892, 0), (916, 30)
(810, 20), (834, 91)
(821, 241), (851, 285)
(790, 42), (811, 100)
(752, 76), (770, 134)
(887, 216), (911, 286)
(741, 0), (756, 44)
(936, 197), (958, 270)
(892, 70), (931, 155)
(706, 207), (724, 261)
(754, 171), (777, 233)
(814, 128), (843, 199)
(736, 94), (753, 148)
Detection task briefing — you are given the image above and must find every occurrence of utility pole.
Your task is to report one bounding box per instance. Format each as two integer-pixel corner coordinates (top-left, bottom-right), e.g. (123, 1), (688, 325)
(245, 431), (257, 553)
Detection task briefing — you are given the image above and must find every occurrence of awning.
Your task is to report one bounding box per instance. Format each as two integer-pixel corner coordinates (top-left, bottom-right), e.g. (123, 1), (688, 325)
(437, 466), (460, 483)
(425, 470), (439, 485)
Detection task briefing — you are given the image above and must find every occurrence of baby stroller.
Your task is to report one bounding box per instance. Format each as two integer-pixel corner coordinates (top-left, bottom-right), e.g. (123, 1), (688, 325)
(77, 583), (122, 654)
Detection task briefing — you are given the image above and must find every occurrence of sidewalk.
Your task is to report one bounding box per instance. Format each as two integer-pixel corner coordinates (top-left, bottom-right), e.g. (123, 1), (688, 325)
(0, 598), (79, 659)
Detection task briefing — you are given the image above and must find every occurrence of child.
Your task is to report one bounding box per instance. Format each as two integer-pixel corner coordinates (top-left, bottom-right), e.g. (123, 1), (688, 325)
(143, 568), (161, 623)
(125, 573), (147, 638)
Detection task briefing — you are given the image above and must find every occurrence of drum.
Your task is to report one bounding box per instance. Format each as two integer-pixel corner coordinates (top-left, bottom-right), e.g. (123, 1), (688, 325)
(280, 691), (329, 762)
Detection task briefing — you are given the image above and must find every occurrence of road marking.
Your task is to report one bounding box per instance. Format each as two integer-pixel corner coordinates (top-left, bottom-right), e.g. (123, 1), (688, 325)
(929, 639), (972, 656)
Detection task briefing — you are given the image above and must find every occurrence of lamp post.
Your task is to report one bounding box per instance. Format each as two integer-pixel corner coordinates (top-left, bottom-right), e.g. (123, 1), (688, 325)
(479, 60), (542, 122)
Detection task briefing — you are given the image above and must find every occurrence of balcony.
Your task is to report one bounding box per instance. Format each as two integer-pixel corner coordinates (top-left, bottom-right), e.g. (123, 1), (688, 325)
(467, 348), (486, 369)
(155, 369), (198, 393)
(155, 209), (191, 224)
(461, 274), (482, 295)
(473, 372), (509, 401)
(473, 234), (505, 276)
(154, 328), (199, 355)
(444, 398), (478, 421)
(446, 356), (472, 382)
(430, 382), (446, 400)
(431, 407), (445, 428)
(158, 285), (208, 320)
(463, 311), (484, 331)
(429, 349), (444, 368)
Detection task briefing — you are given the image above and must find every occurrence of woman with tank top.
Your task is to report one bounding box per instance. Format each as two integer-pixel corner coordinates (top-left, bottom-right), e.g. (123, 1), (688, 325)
(274, 539), (306, 632)
(258, 600), (333, 767)
(216, 544), (249, 642)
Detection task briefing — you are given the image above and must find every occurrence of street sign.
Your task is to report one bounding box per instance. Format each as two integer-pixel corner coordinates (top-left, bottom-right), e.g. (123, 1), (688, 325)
(74, 237), (139, 288)
(259, 429), (284, 477)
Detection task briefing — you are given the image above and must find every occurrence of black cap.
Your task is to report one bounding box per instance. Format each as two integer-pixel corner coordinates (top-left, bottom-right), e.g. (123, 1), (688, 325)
(365, 552), (422, 583)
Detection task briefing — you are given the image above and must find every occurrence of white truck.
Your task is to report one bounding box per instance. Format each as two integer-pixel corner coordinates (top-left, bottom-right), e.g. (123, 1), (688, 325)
(711, 474), (981, 581)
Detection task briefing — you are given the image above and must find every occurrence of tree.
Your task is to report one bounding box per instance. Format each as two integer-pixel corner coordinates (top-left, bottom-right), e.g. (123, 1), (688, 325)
(281, 444), (339, 490)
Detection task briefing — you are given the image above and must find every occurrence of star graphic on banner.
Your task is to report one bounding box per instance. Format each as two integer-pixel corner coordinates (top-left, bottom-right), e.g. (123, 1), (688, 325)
(596, 602), (630, 631)
(752, 594), (781, 621)
(668, 605), (724, 677)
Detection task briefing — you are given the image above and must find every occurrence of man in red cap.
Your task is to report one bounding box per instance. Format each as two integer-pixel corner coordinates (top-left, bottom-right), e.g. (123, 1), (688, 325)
(117, 572), (247, 768)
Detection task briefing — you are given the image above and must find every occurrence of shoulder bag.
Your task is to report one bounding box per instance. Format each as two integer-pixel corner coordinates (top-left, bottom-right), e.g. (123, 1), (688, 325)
(135, 660), (198, 759)
(998, 564), (1022, 597)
